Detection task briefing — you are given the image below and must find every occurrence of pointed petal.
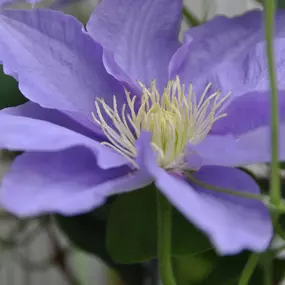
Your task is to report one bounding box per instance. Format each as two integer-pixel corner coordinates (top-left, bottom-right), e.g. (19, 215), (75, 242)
(0, 109), (128, 169)
(189, 91), (285, 167)
(1, 147), (151, 216)
(0, 8), (125, 114)
(170, 10), (285, 98)
(192, 124), (285, 167)
(157, 167), (272, 254)
(2, 101), (103, 140)
(87, 0), (181, 90)
(211, 91), (285, 136)
(170, 11), (262, 93)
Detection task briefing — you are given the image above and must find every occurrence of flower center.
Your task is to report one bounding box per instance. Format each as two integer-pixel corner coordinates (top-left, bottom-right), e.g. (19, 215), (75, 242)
(92, 76), (230, 170)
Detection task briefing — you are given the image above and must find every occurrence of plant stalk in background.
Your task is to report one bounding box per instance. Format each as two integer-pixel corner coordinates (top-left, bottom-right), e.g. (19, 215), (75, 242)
(265, 0), (281, 207)
(157, 191), (177, 285)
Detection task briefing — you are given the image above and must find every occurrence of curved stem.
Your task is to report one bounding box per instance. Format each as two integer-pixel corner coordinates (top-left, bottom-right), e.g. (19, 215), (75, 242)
(264, 0), (281, 206)
(186, 173), (264, 202)
(157, 191), (177, 285)
(186, 173), (285, 215)
(238, 254), (259, 285)
(182, 7), (200, 27)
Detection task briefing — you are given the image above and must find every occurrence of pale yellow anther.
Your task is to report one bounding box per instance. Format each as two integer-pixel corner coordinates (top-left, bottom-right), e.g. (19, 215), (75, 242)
(92, 76), (231, 170)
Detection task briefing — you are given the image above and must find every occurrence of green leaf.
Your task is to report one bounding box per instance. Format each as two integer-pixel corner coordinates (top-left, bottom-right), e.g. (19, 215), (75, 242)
(172, 249), (285, 285)
(277, 0), (285, 9)
(173, 252), (216, 285)
(280, 161), (285, 169)
(55, 211), (109, 259)
(272, 258), (285, 284)
(172, 210), (212, 256)
(106, 185), (157, 264)
(200, 253), (285, 285)
(200, 252), (262, 285)
(55, 207), (146, 285)
(0, 66), (27, 109)
(106, 185), (212, 264)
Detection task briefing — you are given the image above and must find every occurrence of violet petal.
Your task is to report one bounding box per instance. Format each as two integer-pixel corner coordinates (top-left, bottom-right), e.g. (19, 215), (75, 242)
(0, 110), (128, 169)
(191, 125), (285, 167)
(170, 10), (285, 99)
(2, 102), (104, 140)
(136, 132), (272, 253)
(190, 90), (285, 167)
(158, 166), (272, 254)
(0, 8), (125, 113)
(87, 0), (181, 91)
(1, 147), (151, 216)
(212, 91), (285, 136)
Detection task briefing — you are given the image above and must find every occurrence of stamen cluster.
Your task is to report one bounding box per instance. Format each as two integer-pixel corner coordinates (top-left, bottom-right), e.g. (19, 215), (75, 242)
(93, 76), (230, 170)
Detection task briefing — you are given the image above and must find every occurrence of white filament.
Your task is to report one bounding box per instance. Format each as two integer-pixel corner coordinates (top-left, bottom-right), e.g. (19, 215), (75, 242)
(92, 76), (230, 170)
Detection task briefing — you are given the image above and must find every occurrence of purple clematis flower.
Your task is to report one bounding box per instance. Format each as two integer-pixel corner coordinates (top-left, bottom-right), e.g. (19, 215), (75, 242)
(0, 0), (283, 254)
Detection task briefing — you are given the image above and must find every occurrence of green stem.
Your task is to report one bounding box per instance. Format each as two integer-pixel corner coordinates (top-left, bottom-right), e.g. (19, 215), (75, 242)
(263, 257), (272, 285)
(272, 212), (285, 241)
(157, 191), (177, 285)
(238, 254), (259, 285)
(186, 173), (264, 202)
(264, 0), (281, 206)
(186, 173), (285, 214)
(182, 7), (200, 27)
